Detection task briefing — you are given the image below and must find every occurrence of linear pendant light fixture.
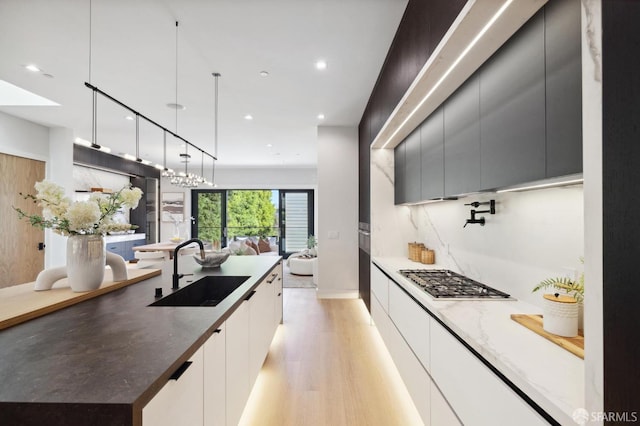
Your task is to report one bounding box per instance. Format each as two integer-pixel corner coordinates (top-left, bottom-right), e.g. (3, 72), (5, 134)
(81, 16), (215, 186)
(381, 0), (514, 149)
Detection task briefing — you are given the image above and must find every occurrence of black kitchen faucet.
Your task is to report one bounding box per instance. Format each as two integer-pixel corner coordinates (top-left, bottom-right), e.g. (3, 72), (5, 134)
(172, 238), (205, 289)
(463, 200), (496, 227)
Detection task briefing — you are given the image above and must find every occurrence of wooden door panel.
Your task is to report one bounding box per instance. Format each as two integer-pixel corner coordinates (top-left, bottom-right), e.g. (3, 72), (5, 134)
(0, 153), (45, 288)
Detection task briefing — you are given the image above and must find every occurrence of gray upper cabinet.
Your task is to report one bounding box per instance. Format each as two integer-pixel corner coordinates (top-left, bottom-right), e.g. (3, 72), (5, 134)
(545, 0), (582, 177)
(421, 107), (444, 200)
(479, 11), (546, 190)
(392, 1), (581, 205)
(405, 128), (422, 203)
(444, 75), (480, 196)
(394, 142), (406, 204)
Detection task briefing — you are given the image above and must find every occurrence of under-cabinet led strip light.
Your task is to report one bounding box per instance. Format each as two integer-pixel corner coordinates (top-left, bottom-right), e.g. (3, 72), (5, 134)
(496, 178), (584, 193)
(381, 0), (514, 149)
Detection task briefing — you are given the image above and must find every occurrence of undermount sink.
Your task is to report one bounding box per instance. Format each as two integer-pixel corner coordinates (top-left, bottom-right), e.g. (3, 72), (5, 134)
(149, 275), (250, 307)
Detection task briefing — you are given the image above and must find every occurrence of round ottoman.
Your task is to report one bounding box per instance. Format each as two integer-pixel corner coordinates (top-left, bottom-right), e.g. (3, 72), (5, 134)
(289, 257), (315, 276)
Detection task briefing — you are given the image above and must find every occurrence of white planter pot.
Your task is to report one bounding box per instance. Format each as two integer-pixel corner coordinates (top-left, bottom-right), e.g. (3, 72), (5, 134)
(543, 294), (578, 337)
(66, 234), (105, 292)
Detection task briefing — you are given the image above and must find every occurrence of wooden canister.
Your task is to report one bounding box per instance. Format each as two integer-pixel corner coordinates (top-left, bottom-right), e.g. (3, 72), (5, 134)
(421, 249), (435, 265)
(408, 242), (424, 261)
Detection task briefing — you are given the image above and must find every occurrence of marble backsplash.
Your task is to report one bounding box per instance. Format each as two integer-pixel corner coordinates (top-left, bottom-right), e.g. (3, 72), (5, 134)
(370, 148), (585, 308)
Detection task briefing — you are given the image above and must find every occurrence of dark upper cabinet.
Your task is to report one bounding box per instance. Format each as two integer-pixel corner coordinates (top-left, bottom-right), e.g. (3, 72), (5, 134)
(444, 75), (481, 196)
(405, 128), (422, 203)
(545, 0), (582, 177)
(479, 11), (546, 190)
(421, 107), (445, 200)
(394, 142), (406, 204)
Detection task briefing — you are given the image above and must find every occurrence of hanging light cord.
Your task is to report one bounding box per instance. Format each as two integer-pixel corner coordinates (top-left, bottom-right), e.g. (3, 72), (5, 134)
(175, 21), (179, 134)
(88, 0), (92, 84)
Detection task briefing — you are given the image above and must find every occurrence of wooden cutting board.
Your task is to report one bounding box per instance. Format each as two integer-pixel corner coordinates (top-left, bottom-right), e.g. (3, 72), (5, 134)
(511, 314), (584, 359)
(0, 268), (161, 331)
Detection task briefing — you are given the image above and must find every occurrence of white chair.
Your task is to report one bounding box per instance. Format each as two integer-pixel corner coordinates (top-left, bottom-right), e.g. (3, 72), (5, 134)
(134, 251), (166, 268)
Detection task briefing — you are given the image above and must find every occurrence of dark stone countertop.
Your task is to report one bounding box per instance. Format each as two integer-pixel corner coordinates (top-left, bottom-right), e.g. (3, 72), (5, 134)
(0, 255), (281, 426)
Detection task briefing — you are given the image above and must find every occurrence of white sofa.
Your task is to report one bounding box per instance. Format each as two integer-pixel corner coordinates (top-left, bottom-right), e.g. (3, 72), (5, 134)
(224, 237), (278, 256)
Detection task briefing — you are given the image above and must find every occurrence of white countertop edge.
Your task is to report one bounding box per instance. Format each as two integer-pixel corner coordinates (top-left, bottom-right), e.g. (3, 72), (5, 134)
(372, 257), (584, 426)
(104, 233), (146, 243)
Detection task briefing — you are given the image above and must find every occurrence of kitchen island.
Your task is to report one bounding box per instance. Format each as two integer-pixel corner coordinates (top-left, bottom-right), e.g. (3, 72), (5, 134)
(0, 255), (282, 426)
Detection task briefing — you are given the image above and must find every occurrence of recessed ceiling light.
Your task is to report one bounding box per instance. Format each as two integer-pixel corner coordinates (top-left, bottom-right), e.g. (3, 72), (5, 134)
(317, 113), (325, 120)
(266, 144), (273, 148)
(25, 64), (41, 73)
(315, 60), (328, 70)
(124, 115), (134, 121)
(166, 102), (186, 110)
(244, 114), (253, 120)
(259, 71), (269, 77)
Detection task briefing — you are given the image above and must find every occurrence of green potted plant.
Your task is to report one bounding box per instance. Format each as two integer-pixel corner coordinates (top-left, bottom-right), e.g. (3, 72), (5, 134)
(307, 235), (317, 256)
(532, 258), (584, 302)
(532, 258), (584, 336)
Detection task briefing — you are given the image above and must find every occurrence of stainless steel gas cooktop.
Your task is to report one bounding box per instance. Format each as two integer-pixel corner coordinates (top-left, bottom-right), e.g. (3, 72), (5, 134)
(398, 269), (513, 300)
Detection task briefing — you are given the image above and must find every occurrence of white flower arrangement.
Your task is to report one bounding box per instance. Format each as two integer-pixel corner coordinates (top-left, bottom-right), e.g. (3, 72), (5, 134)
(15, 180), (143, 236)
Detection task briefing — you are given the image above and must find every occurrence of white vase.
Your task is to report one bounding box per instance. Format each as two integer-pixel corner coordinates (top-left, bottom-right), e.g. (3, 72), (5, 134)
(66, 234), (105, 292)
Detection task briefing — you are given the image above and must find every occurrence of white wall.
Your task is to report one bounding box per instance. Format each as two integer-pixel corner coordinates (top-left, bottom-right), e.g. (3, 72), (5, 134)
(47, 127), (74, 267)
(0, 111), (49, 161)
(316, 126), (359, 298)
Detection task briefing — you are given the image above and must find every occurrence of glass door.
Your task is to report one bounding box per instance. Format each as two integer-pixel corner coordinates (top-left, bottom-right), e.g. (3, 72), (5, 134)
(192, 190), (226, 249)
(279, 190), (314, 255)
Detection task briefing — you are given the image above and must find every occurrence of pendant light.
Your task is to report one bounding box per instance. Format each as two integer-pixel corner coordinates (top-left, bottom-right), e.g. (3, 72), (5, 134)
(135, 114), (142, 162)
(211, 72), (221, 187)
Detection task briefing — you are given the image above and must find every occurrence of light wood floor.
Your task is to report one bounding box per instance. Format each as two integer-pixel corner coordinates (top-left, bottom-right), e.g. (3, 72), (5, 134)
(239, 288), (424, 426)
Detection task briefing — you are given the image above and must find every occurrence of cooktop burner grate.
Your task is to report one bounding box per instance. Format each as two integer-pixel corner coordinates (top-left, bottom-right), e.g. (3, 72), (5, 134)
(398, 269), (512, 300)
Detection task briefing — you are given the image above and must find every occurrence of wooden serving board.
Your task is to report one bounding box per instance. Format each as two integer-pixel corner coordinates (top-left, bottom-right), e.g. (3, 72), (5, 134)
(510, 314), (584, 359)
(0, 268), (161, 331)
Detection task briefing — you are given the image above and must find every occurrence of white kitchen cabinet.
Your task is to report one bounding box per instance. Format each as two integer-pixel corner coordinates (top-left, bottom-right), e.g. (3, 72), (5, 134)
(249, 276), (275, 384)
(430, 381), (461, 426)
(204, 324), (226, 426)
(225, 298), (250, 426)
(371, 293), (430, 425)
(142, 346), (204, 426)
(430, 320), (547, 426)
(371, 265), (389, 314)
(388, 281), (430, 371)
(273, 261), (283, 327)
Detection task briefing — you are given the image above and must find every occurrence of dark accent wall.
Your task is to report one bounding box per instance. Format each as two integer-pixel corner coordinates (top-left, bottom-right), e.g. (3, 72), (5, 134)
(366, 0), (467, 145)
(358, 0), (466, 219)
(602, 1), (640, 420)
(357, 0), (466, 310)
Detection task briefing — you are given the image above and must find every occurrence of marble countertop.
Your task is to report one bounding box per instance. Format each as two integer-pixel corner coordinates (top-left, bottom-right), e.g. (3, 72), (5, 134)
(0, 255), (281, 424)
(373, 257), (584, 426)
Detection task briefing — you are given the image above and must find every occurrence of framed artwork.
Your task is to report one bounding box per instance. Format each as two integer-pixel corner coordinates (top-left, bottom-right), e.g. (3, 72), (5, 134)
(161, 192), (185, 222)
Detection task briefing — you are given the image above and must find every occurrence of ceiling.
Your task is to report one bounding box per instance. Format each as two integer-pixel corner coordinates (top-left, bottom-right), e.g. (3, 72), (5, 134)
(0, 0), (408, 174)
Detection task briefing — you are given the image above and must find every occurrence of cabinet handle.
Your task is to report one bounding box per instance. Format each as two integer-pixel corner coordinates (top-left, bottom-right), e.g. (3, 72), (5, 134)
(266, 273), (278, 284)
(169, 361), (192, 381)
(244, 290), (257, 301)
(277, 292), (282, 297)
(213, 328), (222, 334)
